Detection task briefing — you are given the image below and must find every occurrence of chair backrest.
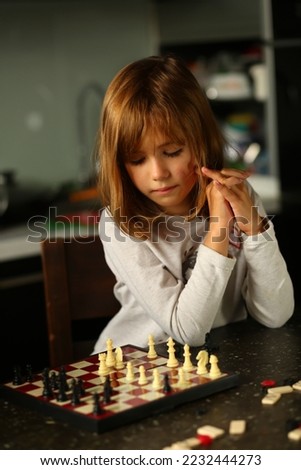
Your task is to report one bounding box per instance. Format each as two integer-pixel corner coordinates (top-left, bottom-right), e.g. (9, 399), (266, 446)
(40, 234), (120, 368)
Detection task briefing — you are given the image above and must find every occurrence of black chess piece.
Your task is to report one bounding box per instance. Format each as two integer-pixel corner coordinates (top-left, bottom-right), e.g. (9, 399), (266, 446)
(12, 365), (23, 385)
(163, 373), (172, 393)
(71, 380), (80, 406)
(92, 392), (103, 415)
(57, 377), (68, 402)
(50, 371), (59, 390)
(103, 377), (112, 404)
(42, 373), (53, 399)
(25, 364), (33, 382)
(59, 366), (70, 391)
(77, 378), (85, 396)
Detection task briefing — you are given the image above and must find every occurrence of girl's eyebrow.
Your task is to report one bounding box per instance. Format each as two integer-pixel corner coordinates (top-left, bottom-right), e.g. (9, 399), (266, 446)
(157, 140), (180, 148)
(134, 141), (174, 154)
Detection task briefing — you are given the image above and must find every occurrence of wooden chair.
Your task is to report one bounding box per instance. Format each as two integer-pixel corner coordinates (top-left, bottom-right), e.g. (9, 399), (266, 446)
(40, 234), (120, 368)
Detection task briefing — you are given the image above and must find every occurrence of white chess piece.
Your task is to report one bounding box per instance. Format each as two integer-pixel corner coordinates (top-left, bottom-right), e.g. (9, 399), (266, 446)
(182, 344), (195, 371)
(152, 369), (161, 390)
(176, 367), (188, 388)
(196, 350), (209, 375)
(115, 346), (124, 369)
(167, 337), (179, 367)
(125, 361), (135, 382)
(105, 338), (116, 367)
(147, 334), (157, 359)
(138, 365), (148, 385)
(209, 354), (222, 378)
(98, 353), (109, 376)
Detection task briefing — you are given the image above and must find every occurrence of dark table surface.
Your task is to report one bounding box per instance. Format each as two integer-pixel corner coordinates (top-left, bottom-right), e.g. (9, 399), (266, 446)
(1, 312), (301, 450)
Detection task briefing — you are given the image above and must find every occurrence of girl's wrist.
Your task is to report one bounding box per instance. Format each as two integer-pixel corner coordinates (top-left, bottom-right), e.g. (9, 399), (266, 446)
(242, 217), (269, 236)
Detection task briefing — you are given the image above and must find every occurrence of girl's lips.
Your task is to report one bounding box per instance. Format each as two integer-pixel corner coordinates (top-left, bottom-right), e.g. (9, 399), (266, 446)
(153, 185), (177, 194)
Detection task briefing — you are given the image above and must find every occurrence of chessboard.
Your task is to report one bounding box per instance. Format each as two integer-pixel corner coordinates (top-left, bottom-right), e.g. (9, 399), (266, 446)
(0, 344), (239, 433)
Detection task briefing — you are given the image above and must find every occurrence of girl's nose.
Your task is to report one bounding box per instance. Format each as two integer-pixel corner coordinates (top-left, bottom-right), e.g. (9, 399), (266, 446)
(152, 159), (170, 180)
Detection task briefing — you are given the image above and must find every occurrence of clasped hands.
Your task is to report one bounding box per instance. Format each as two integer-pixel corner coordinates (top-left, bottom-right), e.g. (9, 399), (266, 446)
(201, 166), (265, 237)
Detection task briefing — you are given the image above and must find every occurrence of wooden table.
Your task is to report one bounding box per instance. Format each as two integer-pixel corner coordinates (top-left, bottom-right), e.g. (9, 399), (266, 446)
(1, 313), (301, 450)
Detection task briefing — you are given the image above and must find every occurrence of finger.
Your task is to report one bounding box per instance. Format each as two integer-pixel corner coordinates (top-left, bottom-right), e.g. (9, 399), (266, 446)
(202, 167), (245, 187)
(220, 168), (251, 179)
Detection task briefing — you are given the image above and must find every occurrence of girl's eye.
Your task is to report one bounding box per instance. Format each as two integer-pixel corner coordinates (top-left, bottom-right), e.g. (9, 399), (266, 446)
(128, 157), (145, 166)
(164, 148), (183, 157)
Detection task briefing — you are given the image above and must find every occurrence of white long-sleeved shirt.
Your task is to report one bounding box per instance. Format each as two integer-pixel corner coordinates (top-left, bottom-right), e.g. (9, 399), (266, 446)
(93, 184), (294, 353)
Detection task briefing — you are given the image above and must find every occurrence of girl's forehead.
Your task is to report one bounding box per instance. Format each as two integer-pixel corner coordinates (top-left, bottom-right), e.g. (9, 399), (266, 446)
(136, 129), (183, 152)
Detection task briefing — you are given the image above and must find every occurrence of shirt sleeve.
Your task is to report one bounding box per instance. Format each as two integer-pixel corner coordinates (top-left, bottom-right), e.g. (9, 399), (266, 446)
(240, 186), (294, 327)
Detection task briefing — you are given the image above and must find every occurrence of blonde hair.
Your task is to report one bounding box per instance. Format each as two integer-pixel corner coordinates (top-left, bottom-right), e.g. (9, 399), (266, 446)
(97, 55), (226, 238)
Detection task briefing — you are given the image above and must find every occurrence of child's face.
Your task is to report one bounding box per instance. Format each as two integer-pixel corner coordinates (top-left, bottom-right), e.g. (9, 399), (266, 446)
(125, 130), (198, 215)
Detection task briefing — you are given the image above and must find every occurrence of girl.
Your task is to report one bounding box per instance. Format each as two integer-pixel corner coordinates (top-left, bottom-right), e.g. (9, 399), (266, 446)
(93, 55), (294, 353)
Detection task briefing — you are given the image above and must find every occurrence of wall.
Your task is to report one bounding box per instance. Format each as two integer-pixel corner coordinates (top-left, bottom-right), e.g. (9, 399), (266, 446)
(0, 0), (159, 189)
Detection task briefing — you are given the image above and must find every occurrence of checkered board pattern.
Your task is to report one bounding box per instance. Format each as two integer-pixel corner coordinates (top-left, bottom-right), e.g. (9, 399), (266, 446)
(0, 345), (239, 433)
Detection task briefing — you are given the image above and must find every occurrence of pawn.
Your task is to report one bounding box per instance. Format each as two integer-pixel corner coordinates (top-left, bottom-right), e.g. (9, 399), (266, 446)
(92, 392), (103, 415)
(59, 366), (69, 391)
(98, 353), (109, 376)
(50, 371), (59, 390)
(152, 369), (161, 390)
(12, 365), (23, 385)
(57, 378), (68, 402)
(176, 367), (189, 388)
(77, 378), (85, 396)
(25, 364), (33, 382)
(209, 354), (222, 378)
(103, 376), (112, 404)
(138, 365), (148, 385)
(163, 374), (172, 393)
(71, 381), (80, 406)
(42, 373), (53, 399)
(147, 334), (157, 359)
(125, 361), (135, 382)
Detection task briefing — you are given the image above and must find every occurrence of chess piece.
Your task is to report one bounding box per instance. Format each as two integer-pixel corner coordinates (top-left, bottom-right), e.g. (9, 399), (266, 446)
(98, 353), (109, 376)
(25, 364), (33, 382)
(12, 365), (23, 386)
(209, 354), (222, 378)
(167, 337), (179, 367)
(163, 373), (172, 393)
(92, 392), (102, 415)
(125, 361), (135, 382)
(59, 366), (69, 391)
(176, 367), (188, 388)
(42, 371), (53, 399)
(50, 371), (59, 390)
(196, 350), (209, 375)
(103, 376), (112, 404)
(57, 378), (68, 402)
(71, 380), (80, 405)
(182, 344), (195, 371)
(115, 347), (124, 369)
(147, 334), (157, 359)
(77, 378), (85, 396)
(152, 369), (161, 390)
(138, 365), (148, 385)
(105, 338), (116, 367)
